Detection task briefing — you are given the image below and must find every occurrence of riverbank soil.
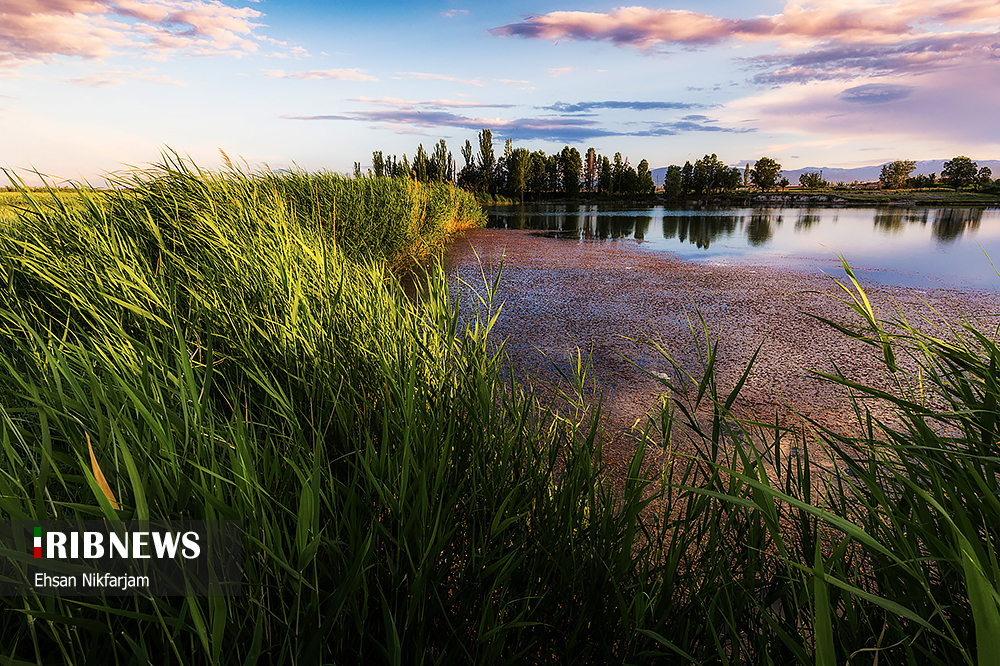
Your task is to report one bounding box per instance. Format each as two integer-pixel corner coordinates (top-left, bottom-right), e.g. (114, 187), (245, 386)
(444, 229), (1000, 479)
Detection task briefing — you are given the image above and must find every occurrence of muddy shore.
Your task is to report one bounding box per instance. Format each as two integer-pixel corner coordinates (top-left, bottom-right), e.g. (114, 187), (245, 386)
(444, 229), (1000, 467)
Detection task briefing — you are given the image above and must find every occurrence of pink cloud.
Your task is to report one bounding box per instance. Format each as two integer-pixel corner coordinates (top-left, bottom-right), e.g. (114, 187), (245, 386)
(0, 0), (265, 67)
(492, 1), (1000, 48)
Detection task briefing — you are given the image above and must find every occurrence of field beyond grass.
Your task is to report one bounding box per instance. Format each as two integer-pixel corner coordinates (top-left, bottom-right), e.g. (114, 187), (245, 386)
(1, 157), (999, 664)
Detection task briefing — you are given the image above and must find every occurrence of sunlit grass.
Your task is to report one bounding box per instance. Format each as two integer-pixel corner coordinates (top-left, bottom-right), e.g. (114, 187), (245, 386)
(0, 156), (997, 664)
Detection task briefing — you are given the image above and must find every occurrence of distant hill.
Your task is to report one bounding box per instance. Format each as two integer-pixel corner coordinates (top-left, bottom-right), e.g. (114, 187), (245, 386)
(651, 160), (1000, 188)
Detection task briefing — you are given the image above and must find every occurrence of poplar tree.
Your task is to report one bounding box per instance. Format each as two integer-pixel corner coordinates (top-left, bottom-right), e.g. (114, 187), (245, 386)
(478, 129), (495, 192)
(584, 148), (597, 193)
(561, 146), (582, 197)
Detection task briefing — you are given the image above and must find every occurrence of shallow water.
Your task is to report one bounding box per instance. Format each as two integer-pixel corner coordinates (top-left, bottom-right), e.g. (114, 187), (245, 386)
(486, 203), (1000, 289)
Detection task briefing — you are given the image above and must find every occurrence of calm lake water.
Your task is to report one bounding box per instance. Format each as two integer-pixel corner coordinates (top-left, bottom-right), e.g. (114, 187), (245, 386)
(485, 203), (1000, 290)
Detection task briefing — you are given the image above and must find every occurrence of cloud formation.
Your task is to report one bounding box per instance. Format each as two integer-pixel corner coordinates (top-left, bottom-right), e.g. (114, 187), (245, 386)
(745, 33), (998, 84)
(492, 1), (1000, 83)
(283, 103), (748, 142)
(0, 0), (265, 68)
(838, 82), (913, 104)
(284, 109), (618, 141)
(540, 100), (704, 113)
(263, 69), (378, 82)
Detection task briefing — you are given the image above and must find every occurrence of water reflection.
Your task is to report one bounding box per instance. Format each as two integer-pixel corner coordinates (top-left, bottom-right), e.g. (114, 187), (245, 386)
(662, 214), (739, 249)
(873, 209), (929, 234)
(747, 211), (782, 247)
(932, 208), (983, 242)
(795, 209), (821, 231)
(484, 203), (1000, 288)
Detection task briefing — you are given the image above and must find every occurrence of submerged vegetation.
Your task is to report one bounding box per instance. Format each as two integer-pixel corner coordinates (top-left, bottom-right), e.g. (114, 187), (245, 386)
(0, 157), (999, 663)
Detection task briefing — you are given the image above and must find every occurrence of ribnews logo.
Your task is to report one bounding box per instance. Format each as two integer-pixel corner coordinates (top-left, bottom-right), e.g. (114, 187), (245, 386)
(1, 521), (241, 597)
(31, 526), (201, 560)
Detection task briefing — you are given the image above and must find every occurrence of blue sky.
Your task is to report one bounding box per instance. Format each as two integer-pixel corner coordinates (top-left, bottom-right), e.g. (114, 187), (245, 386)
(2, 0), (998, 184)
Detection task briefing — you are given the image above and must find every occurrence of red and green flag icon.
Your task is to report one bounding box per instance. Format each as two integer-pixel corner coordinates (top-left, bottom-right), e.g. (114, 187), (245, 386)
(33, 527), (41, 558)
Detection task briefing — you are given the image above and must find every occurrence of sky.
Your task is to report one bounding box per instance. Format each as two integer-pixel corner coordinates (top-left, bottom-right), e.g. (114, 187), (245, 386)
(1, 0), (998, 185)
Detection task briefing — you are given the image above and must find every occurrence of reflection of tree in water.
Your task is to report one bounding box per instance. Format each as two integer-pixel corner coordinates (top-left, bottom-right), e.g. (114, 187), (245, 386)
(634, 216), (650, 241)
(932, 208), (983, 242)
(795, 208), (821, 231)
(746, 210), (781, 246)
(873, 209), (929, 234)
(661, 215), (739, 249)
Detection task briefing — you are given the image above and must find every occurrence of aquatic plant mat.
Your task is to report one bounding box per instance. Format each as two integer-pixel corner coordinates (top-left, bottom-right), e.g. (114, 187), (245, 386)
(1, 161), (999, 664)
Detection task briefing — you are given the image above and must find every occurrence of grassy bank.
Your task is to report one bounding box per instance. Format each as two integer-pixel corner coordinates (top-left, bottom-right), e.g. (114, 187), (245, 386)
(0, 159), (998, 664)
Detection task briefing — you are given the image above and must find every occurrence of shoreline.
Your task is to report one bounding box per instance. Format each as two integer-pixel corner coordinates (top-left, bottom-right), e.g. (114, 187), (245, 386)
(444, 228), (1000, 459)
(484, 190), (1000, 208)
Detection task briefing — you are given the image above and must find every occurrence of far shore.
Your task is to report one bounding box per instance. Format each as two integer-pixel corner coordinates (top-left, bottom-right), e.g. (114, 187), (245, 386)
(483, 188), (1000, 208)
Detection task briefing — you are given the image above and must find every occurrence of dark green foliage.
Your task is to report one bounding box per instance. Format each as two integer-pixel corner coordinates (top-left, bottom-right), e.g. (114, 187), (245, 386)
(879, 160), (916, 189)
(800, 171), (830, 189)
(943, 156), (979, 189)
(751, 156), (782, 191)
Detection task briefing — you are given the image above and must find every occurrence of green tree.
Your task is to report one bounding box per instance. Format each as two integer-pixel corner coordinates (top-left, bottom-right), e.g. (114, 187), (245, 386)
(621, 160), (638, 196)
(636, 159), (655, 195)
(799, 172), (829, 189)
(681, 161), (694, 194)
(978, 166), (993, 189)
(372, 151), (385, 178)
(663, 165), (682, 200)
(458, 140), (477, 187)
(721, 166), (743, 191)
(598, 156), (612, 194)
(508, 148), (531, 203)
(530, 151), (548, 198)
(612, 153), (624, 195)
(431, 139), (450, 182)
(942, 156), (978, 189)
(413, 144), (429, 181)
(750, 157), (782, 191)
(477, 129), (495, 192)
(692, 153), (726, 194)
(584, 148), (597, 193)
(560, 146), (583, 197)
(879, 160), (916, 189)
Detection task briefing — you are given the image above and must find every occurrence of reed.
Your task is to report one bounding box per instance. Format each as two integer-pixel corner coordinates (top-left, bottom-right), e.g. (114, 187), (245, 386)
(0, 156), (997, 664)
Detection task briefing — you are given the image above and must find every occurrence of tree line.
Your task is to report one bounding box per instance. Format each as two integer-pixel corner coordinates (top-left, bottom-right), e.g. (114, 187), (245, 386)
(362, 129), (661, 202)
(362, 129), (800, 201)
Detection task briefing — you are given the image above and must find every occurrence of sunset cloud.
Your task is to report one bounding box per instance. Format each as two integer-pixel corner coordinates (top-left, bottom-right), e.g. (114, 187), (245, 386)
(0, 0), (265, 67)
(492, 1), (1000, 83)
(493, 1), (1000, 47)
(745, 32), (998, 84)
(721, 62), (1000, 148)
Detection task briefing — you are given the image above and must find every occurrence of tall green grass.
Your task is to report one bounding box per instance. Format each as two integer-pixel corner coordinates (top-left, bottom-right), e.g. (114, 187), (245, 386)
(1, 157), (998, 664)
(0, 159), (660, 664)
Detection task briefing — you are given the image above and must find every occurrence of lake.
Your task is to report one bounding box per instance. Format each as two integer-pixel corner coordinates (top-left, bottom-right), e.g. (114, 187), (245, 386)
(485, 204), (1000, 289)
